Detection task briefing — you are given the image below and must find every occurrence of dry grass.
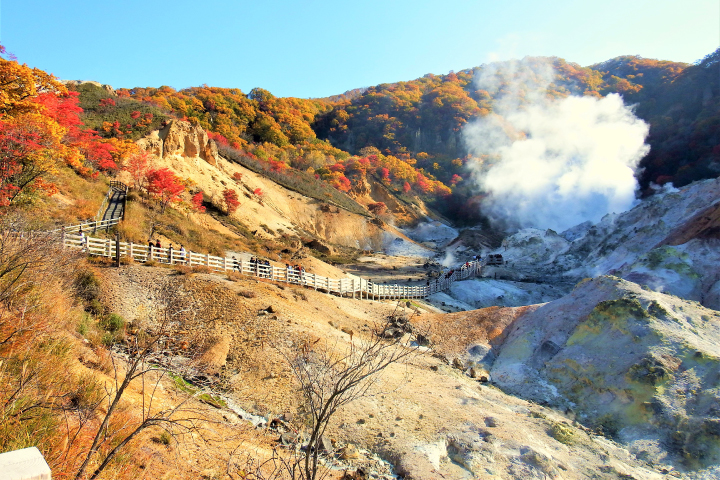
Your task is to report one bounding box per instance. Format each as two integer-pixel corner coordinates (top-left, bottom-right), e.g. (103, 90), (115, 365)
(29, 167), (110, 228)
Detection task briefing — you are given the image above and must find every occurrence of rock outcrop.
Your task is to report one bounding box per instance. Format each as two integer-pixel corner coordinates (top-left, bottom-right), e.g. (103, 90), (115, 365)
(62, 79), (116, 96)
(137, 120), (221, 166)
(490, 275), (720, 469)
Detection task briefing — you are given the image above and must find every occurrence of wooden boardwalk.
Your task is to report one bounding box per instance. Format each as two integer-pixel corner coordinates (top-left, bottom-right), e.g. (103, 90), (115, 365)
(61, 231), (480, 300)
(56, 180), (480, 300)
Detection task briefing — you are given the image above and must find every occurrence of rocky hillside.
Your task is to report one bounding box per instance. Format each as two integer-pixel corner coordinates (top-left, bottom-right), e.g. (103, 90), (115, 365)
(489, 276), (720, 472)
(493, 178), (720, 309)
(93, 263), (684, 480)
(128, 119), (438, 254)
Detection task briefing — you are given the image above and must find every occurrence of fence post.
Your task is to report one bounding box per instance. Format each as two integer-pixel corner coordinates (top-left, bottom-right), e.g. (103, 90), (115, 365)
(115, 233), (120, 267)
(129, 242), (134, 261)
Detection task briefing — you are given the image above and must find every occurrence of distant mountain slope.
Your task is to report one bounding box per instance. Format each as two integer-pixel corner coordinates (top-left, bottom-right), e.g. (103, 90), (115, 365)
(107, 48), (720, 225)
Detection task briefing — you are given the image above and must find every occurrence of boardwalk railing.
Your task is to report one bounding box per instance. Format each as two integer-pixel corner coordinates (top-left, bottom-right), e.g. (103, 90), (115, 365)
(49, 181), (128, 235)
(62, 232), (481, 300)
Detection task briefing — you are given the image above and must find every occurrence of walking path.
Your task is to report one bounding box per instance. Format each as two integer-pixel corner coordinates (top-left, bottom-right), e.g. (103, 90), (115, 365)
(59, 181), (480, 300)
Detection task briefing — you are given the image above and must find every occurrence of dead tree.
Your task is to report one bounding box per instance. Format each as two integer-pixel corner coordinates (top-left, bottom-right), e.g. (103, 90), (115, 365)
(261, 305), (422, 480)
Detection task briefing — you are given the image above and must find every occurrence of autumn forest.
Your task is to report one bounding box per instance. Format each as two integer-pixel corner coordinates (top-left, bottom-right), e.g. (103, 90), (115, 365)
(2, 44), (719, 224)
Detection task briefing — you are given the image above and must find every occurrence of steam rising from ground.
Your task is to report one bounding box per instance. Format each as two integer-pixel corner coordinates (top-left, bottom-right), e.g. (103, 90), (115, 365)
(464, 59), (650, 232)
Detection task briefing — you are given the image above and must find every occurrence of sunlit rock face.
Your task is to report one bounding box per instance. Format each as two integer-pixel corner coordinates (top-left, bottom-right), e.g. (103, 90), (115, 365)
(490, 276), (720, 468)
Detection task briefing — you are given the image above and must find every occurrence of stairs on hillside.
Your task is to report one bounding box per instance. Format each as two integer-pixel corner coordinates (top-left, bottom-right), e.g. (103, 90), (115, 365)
(99, 181), (127, 229)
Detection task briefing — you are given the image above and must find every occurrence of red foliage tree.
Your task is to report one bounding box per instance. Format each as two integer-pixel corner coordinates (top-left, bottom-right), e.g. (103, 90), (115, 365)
(335, 175), (351, 192)
(269, 159), (287, 172)
(207, 131), (229, 146)
(124, 151), (150, 189)
(99, 98), (116, 108)
(450, 174), (463, 186)
(379, 167), (390, 182)
(191, 191), (206, 213)
(146, 168), (185, 213)
(403, 181), (411, 193)
(232, 171), (243, 182)
(223, 188), (240, 214)
(416, 173), (431, 193)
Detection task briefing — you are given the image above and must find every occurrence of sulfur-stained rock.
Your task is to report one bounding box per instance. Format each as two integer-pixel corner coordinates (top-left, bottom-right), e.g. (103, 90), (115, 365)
(490, 275), (720, 468)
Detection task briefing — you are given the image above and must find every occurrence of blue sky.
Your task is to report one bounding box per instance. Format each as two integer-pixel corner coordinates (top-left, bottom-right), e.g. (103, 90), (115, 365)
(2, 0), (718, 98)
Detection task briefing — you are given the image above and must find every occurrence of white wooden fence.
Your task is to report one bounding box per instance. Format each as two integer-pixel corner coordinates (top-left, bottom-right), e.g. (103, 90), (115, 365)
(62, 231), (480, 300)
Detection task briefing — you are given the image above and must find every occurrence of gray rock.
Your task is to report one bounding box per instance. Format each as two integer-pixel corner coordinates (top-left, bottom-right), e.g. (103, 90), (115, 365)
(280, 432), (298, 445)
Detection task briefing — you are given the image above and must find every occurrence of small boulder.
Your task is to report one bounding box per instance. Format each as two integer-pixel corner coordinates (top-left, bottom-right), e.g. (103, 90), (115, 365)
(339, 444), (360, 460)
(280, 432), (298, 445)
(321, 436), (334, 453)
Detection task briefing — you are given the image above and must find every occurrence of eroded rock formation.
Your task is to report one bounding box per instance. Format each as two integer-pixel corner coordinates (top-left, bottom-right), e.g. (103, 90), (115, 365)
(137, 120), (220, 166)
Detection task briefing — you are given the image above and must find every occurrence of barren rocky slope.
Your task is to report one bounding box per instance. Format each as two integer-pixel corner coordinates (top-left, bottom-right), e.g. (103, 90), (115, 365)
(95, 263), (716, 479)
(492, 179), (720, 309)
(490, 276), (720, 474)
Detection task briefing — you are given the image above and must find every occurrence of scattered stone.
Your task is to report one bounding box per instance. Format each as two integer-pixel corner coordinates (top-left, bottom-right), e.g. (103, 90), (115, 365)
(484, 417), (498, 428)
(266, 305), (276, 313)
(280, 432), (298, 445)
(452, 358), (463, 369)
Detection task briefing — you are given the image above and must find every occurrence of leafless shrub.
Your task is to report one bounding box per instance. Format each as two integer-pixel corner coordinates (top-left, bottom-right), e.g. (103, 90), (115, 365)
(74, 282), (206, 480)
(229, 305), (422, 480)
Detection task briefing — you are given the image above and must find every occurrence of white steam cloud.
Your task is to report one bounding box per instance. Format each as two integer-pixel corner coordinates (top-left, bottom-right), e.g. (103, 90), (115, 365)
(464, 59), (650, 232)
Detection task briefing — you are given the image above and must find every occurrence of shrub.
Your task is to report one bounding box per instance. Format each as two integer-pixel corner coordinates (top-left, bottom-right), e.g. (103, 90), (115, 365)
(174, 265), (193, 275)
(238, 290), (256, 298)
(159, 431), (172, 445)
(549, 422), (576, 445)
(75, 268), (101, 302)
(226, 271), (241, 282)
(77, 312), (93, 336)
(87, 299), (104, 316)
(101, 313), (125, 333)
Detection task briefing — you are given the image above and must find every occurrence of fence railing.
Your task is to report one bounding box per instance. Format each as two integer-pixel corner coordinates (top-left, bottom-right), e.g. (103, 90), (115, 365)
(48, 182), (128, 235)
(51, 218), (121, 235)
(62, 232), (480, 300)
